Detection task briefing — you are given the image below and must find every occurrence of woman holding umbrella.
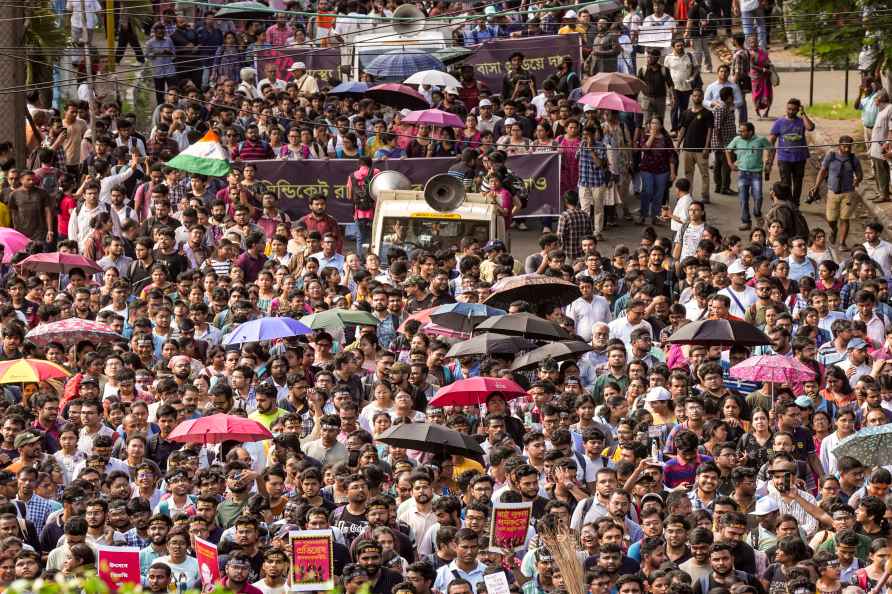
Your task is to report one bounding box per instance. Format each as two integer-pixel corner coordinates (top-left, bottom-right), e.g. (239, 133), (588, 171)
(636, 117), (676, 226)
(406, 125), (436, 158)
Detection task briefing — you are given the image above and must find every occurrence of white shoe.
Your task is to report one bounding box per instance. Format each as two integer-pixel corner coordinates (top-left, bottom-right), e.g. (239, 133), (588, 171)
(517, 221), (529, 230)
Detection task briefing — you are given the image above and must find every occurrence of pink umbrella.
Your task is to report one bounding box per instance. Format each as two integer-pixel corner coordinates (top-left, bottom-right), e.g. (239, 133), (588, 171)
(577, 91), (642, 114)
(25, 318), (125, 347)
(729, 355), (815, 384)
(0, 229), (30, 263)
(429, 377), (528, 407)
(366, 83), (430, 110)
(18, 252), (103, 275)
(403, 108), (464, 128)
(168, 413), (273, 445)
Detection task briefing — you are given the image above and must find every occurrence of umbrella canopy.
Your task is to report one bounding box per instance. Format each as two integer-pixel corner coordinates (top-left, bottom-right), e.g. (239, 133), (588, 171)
(18, 252), (103, 275)
(577, 91), (643, 113)
(429, 303), (506, 334)
(168, 413), (273, 445)
(510, 340), (594, 371)
(398, 307), (437, 333)
(215, 1), (275, 19)
(580, 0), (624, 16)
(376, 422), (484, 460)
(483, 274), (581, 309)
(420, 322), (469, 340)
(25, 318), (124, 347)
(404, 70), (461, 88)
(580, 72), (647, 95)
(729, 355), (816, 384)
(328, 81), (370, 97)
(445, 333), (536, 358)
(432, 47), (473, 65)
(429, 377), (527, 407)
(367, 83), (430, 110)
(300, 309), (379, 331)
(475, 313), (572, 341)
(0, 229), (30, 264)
(0, 359), (70, 384)
(367, 49), (445, 79)
(223, 317), (312, 345)
(833, 425), (892, 468)
(666, 319), (770, 347)
(402, 108), (464, 128)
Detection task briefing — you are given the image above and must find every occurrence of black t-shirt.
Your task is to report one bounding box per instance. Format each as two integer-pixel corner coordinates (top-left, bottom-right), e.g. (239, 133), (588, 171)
(680, 108), (715, 151)
(331, 507), (369, 547)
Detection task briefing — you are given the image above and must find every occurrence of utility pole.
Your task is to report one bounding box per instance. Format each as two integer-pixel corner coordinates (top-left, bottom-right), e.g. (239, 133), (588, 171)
(0, 4), (27, 167)
(79, 0), (96, 140)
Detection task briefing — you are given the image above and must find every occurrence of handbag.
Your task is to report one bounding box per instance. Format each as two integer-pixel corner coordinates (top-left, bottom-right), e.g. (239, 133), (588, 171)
(769, 63), (780, 87)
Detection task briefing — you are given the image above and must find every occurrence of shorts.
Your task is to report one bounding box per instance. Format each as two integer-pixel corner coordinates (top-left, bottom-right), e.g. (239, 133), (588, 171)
(826, 190), (858, 221)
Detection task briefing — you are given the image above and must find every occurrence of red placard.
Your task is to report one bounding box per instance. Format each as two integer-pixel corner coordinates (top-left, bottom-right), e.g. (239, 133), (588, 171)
(490, 502), (532, 551)
(195, 537), (220, 593)
(290, 529), (334, 592)
(97, 546), (140, 592)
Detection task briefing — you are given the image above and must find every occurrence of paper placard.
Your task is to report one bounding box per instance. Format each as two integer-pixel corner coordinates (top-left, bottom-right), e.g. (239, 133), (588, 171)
(290, 529), (335, 592)
(490, 501), (533, 551)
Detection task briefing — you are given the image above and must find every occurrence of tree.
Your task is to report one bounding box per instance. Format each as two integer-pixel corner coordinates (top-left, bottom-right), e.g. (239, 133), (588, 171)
(24, 0), (69, 108)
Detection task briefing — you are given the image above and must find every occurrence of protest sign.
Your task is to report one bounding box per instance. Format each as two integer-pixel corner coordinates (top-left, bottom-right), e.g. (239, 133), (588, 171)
(490, 501), (533, 551)
(251, 152), (560, 222)
(465, 35), (583, 92)
(97, 546), (140, 592)
(255, 47), (342, 82)
(290, 529), (335, 592)
(195, 537), (220, 593)
(484, 572), (512, 594)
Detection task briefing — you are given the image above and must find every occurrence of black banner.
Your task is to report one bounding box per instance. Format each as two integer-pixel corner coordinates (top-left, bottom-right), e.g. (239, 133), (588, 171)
(465, 35), (583, 93)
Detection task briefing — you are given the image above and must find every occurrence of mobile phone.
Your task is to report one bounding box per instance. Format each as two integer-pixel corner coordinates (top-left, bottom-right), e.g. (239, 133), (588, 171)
(782, 473), (792, 493)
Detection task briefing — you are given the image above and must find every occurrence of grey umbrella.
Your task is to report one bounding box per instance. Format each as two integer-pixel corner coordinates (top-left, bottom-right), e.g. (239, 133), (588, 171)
(445, 333), (537, 358)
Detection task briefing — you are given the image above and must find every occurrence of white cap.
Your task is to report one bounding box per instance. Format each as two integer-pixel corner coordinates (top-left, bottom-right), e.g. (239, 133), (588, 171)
(565, 9), (577, 18)
(445, 86), (459, 95)
(728, 261), (747, 275)
(504, 117), (517, 126)
(645, 387), (671, 402)
(752, 497), (780, 516)
(583, 104), (596, 112)
(479, 99), (492, 107)
(289, 61), (307, 71)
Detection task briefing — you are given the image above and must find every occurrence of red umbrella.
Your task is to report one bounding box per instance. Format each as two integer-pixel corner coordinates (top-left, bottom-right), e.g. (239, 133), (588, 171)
(18, 252), (103, 275)
(398, 306), (437, 333)
(429, 377), (527, 407)
(168, 413), (273, 445)
(367, 83), (430, 110)
(25, 318), (124, 347)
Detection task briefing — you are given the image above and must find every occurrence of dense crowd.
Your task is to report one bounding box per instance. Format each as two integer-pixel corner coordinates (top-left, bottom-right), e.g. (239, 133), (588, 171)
(7, 1), (892, 594)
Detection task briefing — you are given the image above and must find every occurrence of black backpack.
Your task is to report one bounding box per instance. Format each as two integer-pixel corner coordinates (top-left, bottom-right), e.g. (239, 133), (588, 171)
(351, 172), (375, 211)
(503, 171), (529, 210)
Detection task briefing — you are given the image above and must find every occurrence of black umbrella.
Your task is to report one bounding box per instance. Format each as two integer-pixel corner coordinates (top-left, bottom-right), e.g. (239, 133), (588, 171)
(483, 273), (581, 309)
(475, 313), (572, 342)
(376, 422), (485, 461)
(510, 340), (593, 371)
(446, 333), (537, 358)
(666, 319), (770, 347)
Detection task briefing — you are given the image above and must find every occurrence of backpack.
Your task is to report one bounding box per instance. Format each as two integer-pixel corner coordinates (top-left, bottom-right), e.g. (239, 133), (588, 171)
(503, 170), (529, 209)
(37, 167), (60, 202)
(791, 208), (810, 238)
(350, 172), (375, 211)
(825, 151), (858, 194)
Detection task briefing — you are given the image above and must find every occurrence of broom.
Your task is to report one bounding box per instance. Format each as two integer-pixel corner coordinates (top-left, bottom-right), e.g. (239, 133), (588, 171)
(538, 519), (586, 594)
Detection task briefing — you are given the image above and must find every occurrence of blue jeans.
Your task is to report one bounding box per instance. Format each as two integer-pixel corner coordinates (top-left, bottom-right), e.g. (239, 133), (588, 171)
(741, 8), (768, 49)
(738, 170), (763, 224)
(640, 171), (669, 220)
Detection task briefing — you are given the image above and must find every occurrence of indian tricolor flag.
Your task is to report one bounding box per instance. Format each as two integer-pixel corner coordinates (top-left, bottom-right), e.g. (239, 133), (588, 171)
(167, 130), (231, 177)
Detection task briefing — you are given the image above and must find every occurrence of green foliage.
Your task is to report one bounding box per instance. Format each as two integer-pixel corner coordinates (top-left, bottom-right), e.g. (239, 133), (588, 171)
(24, 0), (69, 89)
(4, 573), (237, 594)
(790, 0), (891, 67)
(805, 102), (861, 119)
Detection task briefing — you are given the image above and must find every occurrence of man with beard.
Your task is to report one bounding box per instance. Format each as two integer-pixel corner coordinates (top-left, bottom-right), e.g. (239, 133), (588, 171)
(249, 382), (287, 430)
(222, 553), (263, 594)
(252, 547), (288, 594)
(571, 467), (617, 530)
(304, 415), (347, 466)
(398, 472), (436, 558)
(428, 271), (456, 306)
(85, 497), (124, 545)
(146, 563), (173, 594)
(221, 515), (264, 581)
(433, 528), (487, 594)
(121, 498), (153, 548)
(692, 542), (765, 594)
(300, 196), (342, 254)
(147, 404), (179, 472)
(330, 474), (369, 547)
(215, 461), (255, 529)
(139, 514), (173, 577)
(351, 496), (414, 562)
(38, 485), (87, 553)
(511, 464), (549, 522)
(353, 540), (402, 594)
(679, 527), (713, 582)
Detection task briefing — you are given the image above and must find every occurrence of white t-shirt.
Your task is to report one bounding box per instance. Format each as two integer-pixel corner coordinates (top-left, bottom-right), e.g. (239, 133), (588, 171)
(676, 222), (705, 260)
(253, 582), (288, 594)
(639, 13), (676, 48)
(671, 193), (693, 232)
(869, 104), (892, 160)
(156, 556), (199, 589)
(865, 239), (892, 277)
(719, 285), (758, 318)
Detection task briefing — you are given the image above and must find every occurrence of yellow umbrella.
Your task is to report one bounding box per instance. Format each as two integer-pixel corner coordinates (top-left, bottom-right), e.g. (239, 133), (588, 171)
(0, 359), (70, 384)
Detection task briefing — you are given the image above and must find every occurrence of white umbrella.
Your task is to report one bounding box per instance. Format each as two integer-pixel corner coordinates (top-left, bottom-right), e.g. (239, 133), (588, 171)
(404, 70), (461, 88)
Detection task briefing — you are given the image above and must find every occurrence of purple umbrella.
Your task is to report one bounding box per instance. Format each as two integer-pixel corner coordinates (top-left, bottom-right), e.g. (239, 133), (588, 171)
(222, 316), (312, 345)
(403, 108), (464, 128)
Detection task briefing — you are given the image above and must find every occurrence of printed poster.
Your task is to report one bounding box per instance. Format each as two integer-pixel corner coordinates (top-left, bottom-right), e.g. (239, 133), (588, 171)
(290, 529), (334, 592)
(195, 536), (220, 593)
(490, 502), (532, 551)
(96, 546), (140, 592)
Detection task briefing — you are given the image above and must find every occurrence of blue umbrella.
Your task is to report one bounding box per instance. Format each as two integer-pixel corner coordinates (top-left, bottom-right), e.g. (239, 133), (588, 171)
(833, 424), (892, 468)
(222, 317), (312, 346)
(329, 81), (370, 97)
(366, 49), (445, 80)
(430, 303), (506, 334)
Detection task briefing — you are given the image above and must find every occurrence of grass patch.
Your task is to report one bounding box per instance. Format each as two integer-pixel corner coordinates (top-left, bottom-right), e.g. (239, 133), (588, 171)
(806, 102), (860, 120)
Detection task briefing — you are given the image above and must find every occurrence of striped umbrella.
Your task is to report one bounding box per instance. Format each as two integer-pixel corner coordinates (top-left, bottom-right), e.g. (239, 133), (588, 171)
(0, 359), (70, 384)
(26, 318), (124, 347)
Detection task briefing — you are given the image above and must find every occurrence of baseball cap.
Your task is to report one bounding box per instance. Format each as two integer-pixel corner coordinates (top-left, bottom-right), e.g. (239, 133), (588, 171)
(794, 395), (813, 409)
(752, 497), (780, 516)
(445, 86), (459, 96)
(504, 117), (517, 126)
(728, 261), (747, 275)
(641, 492), (664, 506)
(583, 104), (596, 112)
(564, 9), (577, 18)
(479, 99), (492, 107)
(483, 239), (506, 252)
(645, 387), (671, 402)
(14, 432), (41, 449)
(847, 338), (868, 350)
(289, 61), (307, 71)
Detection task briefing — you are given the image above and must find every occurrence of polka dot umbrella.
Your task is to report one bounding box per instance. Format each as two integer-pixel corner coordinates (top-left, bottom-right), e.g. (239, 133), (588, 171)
(832, 424), (892, 468)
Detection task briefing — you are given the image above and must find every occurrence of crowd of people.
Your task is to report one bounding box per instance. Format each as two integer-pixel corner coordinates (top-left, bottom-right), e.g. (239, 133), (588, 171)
(6, 1), (892, 594)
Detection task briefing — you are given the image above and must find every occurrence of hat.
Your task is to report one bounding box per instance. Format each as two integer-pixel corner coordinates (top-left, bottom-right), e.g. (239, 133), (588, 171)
(14, 432), (40, 449)
(794, 395), (814, 408)
(728, 261), (747, 275)
(645, 386), (671, 402)
(483, 239), (506, 252)
(479, 99), (492, 107)
(503, 117), (517, 126)
(80, 377), (99, 387)
(484, 5), (497, 15)
(168, 355), (193, 370)
(583, 104), (596, 112)
(641, 492), (664, 506)
(847, 338), (868, 350)
(752, 497), (780, 516)
(289, 61), (307, 71)
(445, 86), (460, 96)
(564, 9), (577, 18)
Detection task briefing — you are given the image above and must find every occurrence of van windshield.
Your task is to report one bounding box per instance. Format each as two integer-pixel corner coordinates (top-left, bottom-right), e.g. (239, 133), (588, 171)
(378, 216), (490, 261)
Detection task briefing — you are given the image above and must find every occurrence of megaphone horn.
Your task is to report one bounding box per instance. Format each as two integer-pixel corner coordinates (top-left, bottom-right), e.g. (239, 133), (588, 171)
(423, 174), (466, 212)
